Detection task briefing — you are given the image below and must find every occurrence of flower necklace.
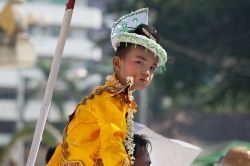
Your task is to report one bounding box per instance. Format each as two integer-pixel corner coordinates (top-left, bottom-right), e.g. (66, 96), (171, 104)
(124, 76), (136, 164)
(106, 74), (136, 164)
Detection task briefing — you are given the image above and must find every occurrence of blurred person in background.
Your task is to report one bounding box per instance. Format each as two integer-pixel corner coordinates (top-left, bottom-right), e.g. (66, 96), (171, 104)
(215, 147), (250, 166)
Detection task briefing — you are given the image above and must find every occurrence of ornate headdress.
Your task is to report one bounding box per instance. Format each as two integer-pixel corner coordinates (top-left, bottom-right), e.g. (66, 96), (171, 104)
(111, 8), (168, 69)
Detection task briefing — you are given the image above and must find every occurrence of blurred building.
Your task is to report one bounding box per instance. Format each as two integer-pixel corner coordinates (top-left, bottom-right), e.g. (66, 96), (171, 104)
(0, 0), (102, 152)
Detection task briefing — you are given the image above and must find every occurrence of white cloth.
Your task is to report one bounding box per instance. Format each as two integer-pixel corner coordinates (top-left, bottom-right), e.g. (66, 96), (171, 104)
(135, 123), (202, 166)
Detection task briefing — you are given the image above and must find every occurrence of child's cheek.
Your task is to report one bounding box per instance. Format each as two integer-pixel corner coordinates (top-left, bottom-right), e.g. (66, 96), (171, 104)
(126, 63), (138, 74)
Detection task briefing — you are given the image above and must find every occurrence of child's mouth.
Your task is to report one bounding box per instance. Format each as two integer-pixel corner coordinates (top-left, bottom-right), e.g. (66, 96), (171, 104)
(140, 78), (148, 84)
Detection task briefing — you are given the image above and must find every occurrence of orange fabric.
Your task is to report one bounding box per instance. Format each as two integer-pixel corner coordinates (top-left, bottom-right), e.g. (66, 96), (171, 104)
(47, 82), (132, 166)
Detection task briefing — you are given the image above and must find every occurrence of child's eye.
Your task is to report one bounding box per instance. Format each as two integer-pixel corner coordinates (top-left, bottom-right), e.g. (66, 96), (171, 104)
(150, 66), (156, 71)
(135, 61), (143, 65)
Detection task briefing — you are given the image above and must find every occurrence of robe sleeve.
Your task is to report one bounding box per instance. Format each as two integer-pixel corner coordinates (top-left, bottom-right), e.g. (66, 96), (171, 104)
(94, 97), (131, 166)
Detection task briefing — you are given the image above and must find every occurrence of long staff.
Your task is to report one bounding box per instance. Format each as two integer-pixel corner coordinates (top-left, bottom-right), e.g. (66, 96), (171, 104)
(26, 1), (75, 165)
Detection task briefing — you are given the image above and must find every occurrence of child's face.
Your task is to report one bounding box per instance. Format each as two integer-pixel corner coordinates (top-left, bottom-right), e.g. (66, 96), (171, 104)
(133, 148), (151, 166)
(114, 46), (158, 90)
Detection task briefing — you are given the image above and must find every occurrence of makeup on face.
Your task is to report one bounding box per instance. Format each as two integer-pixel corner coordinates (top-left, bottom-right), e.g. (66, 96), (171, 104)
(116, 47), (158, 90)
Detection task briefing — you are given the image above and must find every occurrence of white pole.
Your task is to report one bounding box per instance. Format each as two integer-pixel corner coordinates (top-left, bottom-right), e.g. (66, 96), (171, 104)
(139, 88), (148, 124)
(17, 70), (25, 166)
(26, 1), (75, 165)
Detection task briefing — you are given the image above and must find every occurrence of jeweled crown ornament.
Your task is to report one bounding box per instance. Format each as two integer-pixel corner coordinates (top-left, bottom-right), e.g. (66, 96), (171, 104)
(111, 8), (149, 49)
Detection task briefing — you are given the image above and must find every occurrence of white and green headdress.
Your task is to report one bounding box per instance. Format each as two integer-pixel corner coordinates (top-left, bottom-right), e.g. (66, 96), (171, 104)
(111, 8), (168, 69)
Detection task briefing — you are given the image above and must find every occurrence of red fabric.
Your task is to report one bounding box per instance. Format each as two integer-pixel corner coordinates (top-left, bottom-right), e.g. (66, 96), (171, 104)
(66, 0), (75, 9)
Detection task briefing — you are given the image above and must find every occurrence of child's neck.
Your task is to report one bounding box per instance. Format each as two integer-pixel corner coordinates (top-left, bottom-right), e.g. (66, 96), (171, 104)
(114, 73), (136, 91)
(114, 73), (126, 86)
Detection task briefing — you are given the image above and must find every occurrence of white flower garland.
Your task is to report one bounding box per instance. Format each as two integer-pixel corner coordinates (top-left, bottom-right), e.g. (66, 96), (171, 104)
(106, 75), (136, 164)
(105, 75), (113, 81)
(124, 76), (136, 164)
(125, 106), (135, 163)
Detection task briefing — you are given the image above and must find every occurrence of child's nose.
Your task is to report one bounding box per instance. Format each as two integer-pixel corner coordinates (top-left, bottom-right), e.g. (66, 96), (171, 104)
(142, 68), (150, 76)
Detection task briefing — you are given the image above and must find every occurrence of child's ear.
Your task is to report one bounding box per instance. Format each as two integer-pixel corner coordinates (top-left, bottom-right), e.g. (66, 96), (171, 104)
(112, 56), (121, 71)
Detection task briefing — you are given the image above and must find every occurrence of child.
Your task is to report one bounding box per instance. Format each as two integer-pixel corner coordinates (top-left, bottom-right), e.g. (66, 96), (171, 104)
(47, 8), (167, 166)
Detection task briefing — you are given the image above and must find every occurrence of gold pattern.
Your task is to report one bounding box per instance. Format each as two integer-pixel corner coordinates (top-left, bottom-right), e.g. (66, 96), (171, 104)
(94, 159), (104, 166)
(78, 74), (133, 106)
(81, 98), (87, 104)
(62, 150), (70, 159)
(95, 88), (102, 95)
(59, 74), (135, 166)
(60, 158), (85, 166)
(122, 157), (131, 166)
(61, 142), (68, 149)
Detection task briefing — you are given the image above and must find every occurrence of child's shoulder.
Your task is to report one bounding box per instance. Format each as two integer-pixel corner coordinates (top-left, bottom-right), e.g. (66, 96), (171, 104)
(79, 85), (124, 106)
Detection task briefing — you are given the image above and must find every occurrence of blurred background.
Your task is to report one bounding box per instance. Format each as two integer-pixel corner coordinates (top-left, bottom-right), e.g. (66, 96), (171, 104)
(0, 0), (249, 165)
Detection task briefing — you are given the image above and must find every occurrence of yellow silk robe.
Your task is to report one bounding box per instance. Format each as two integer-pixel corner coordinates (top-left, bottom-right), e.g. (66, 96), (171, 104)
(47, 75), (135, 166)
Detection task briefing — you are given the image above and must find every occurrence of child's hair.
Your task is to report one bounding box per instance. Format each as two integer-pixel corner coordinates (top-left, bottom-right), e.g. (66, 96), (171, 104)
(45, 146), (57, 164)
(133, 134), (152, 158)
(115, 24), (160, 57)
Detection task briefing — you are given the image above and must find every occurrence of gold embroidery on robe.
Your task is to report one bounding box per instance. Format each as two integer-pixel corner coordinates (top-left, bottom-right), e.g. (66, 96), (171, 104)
(60, 157), (85, 166)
